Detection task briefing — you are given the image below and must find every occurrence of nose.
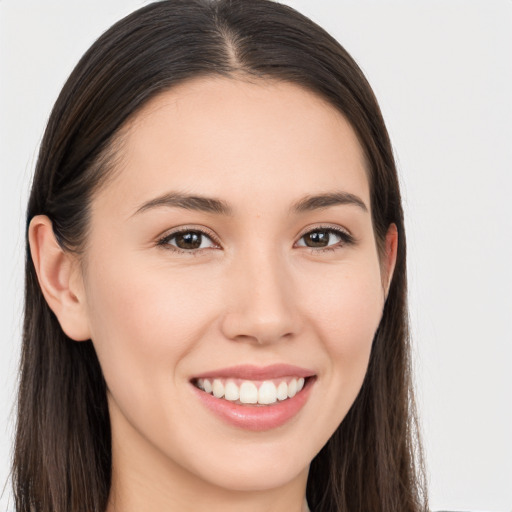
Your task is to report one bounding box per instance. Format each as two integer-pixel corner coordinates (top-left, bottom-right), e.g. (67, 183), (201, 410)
(220, 248), (302, 345)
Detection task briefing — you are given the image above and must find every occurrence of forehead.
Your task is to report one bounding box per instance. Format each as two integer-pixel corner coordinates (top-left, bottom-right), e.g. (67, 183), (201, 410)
(95, 77), (369, 216)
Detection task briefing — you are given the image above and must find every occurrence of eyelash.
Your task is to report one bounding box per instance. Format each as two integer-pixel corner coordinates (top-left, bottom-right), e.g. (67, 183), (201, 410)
(296, 225), (355, 253)
(156, 225), (355, 255)
(157, 227), (220, 256)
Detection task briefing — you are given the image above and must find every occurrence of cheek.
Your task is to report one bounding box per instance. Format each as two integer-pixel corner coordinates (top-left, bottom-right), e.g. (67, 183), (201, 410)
(301, 259), (384, 392)
(306, 259), (383, 343)
(83, 253), (221, 396)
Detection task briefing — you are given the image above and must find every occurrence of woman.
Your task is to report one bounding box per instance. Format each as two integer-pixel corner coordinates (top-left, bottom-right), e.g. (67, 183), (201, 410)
(13, 0), (427, 511)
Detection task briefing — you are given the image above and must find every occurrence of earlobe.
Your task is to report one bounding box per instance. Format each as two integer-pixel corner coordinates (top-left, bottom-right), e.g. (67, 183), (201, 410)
(28, 215), (91, 341)
(383, 223), (398, 299)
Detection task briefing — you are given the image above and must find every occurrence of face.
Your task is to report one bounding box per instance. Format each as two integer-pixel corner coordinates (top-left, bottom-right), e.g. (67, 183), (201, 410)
(77, 78), (394, 497)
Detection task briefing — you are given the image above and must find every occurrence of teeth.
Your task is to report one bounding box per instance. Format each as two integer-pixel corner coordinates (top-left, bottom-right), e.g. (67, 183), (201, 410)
(224, 380), (240, 401)
(212, 379), (224, 398)
(258, 381), (277, 404)
(196, 377), (308, 405)
(239, 381), (258, 404)
(277, 381), (288, 401)
(203, 379), (212, 393)
(288, 378), (298, 398)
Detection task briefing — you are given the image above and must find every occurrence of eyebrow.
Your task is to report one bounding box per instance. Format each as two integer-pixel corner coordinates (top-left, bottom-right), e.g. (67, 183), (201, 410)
(291, 192), (368, 213)
(134, 192), (233, 216)
(133, 190), (368, 217)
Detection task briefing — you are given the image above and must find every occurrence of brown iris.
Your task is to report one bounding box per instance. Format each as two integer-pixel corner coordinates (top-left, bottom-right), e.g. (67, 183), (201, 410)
(174, 231), (204, 250)
(302, 230), (331, 247)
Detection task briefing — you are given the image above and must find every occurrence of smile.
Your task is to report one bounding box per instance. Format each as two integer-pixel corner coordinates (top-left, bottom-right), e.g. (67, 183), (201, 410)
(190, 365), (316, 431)
(194, 377), (306, 405)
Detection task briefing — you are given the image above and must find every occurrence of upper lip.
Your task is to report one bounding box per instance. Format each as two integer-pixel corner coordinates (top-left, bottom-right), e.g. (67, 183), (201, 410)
(191, 364), (316, 381)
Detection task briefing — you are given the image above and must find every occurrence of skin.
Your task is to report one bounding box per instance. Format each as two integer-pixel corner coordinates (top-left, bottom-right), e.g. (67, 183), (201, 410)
(30, 77), (397, 512)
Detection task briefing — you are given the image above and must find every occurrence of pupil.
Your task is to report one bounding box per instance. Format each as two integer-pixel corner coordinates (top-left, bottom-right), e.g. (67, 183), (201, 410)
(176, 232), (202, 249)
(305, 230), (329, 247)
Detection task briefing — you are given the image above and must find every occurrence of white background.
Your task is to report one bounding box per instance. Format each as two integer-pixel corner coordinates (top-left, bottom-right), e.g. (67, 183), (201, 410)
(1, 1), (511, 511)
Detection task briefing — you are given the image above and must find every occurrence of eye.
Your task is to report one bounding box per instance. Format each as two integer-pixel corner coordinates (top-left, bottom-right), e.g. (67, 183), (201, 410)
(296, 226), (354, 251)
(158, 228), (219, 253)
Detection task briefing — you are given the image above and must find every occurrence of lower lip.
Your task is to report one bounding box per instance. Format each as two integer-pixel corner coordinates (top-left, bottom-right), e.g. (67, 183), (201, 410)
(191, 378), (315, 431)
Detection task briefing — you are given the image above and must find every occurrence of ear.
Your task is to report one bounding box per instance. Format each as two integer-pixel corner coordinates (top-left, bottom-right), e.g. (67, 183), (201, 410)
(382, 223), (398, 299)
(28, 215), (91, 341)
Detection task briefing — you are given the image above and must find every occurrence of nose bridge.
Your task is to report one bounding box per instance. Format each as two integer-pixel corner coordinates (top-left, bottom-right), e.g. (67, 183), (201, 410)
(221, 243), (300, 344)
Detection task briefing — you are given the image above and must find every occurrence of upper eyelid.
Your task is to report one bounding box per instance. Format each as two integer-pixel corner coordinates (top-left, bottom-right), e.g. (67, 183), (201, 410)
(295, 223), (352, 240)
(158, 225), (220, 244)
(159, 223), (350, 239)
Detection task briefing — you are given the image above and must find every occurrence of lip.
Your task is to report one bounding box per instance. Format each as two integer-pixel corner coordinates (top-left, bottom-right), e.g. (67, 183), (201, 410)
(190, 366), (316, 432)
(191, 363), (316, 381)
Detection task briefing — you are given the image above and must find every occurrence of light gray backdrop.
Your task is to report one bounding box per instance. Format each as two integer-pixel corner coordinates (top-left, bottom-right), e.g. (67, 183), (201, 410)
(1, 1), (511, 511)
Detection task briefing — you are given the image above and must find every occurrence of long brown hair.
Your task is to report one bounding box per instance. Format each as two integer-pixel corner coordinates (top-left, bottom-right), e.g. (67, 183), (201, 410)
(14, 1), (427, 511)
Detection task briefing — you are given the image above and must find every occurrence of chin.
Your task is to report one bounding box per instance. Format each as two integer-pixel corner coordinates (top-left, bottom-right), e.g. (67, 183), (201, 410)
(198, 459), (309, 492)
